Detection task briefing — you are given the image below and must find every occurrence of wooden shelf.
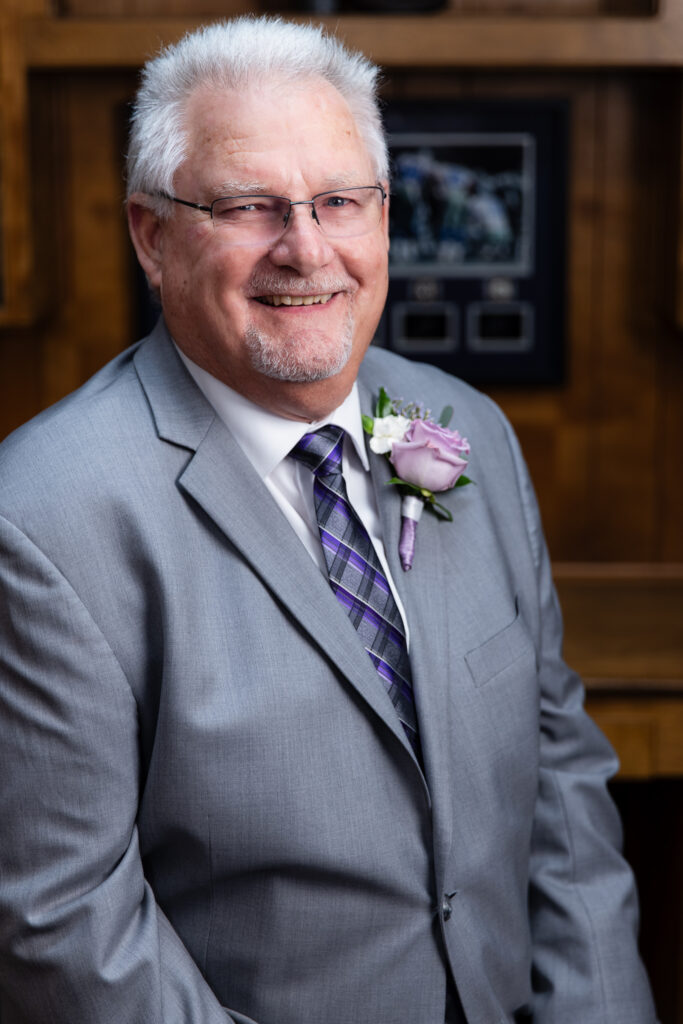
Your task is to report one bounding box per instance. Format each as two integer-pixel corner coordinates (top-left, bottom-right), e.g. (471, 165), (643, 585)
(553, 564), (683, 779)
(19, 9), (683, 70)
(555, 562), (683, 689)
(585, 697), (683, 778)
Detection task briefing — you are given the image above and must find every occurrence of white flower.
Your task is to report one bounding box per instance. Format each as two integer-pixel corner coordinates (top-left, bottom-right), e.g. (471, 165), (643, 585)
(369, 414), (410, 454)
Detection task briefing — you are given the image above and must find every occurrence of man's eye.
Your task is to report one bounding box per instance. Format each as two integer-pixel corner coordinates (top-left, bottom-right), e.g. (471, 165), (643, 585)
(236, 201), (278, 213)
(324, 195), (351, 208)
(214, 199), (277, 218)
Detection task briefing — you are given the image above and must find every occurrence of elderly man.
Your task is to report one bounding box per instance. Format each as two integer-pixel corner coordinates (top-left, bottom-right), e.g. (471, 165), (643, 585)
(0, 16), (656, 1024)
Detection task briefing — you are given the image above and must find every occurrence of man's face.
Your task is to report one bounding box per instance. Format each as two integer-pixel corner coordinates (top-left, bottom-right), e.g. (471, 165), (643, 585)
(129, 78), (390, 420)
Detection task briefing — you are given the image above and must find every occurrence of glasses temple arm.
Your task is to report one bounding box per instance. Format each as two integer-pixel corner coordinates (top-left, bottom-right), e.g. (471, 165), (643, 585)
(155, 191), (212, 213)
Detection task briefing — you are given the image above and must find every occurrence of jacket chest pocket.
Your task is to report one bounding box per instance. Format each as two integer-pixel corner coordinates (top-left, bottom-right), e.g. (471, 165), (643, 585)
(465, 601), (537, 690)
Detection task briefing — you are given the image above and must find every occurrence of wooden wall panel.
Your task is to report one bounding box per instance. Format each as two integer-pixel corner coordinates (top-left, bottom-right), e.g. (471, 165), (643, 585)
(479, 73), (680, 562)
(45, 74), (134, 404)
(0, 67), (681, 565)
(0, 45), (681, 1023)
(584, 77), (660, 559)
(0, 16), (32, 325)
(388, 71), (683, 563)
(0, 71), (134, 430)
(660, 336), (683, 559)
(1, 0), (53, 13)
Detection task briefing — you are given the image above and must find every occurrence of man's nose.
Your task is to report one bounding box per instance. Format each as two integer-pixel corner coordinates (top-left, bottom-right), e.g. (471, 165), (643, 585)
(268, 203), (335, 275)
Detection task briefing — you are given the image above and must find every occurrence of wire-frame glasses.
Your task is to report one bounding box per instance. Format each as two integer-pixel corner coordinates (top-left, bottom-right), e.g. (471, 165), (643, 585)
(156, 185), (387, 247)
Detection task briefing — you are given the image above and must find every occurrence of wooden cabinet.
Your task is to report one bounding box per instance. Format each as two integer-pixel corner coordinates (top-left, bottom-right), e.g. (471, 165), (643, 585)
(555, 565), (683, 778)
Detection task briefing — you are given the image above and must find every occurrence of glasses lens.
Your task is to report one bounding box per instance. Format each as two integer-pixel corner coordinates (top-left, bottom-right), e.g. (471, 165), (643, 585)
(313, 187), (383, 239)
(210, 195), (290, 243)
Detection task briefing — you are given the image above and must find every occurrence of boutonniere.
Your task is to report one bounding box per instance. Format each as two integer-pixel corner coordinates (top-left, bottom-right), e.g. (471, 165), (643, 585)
(363, 387), (473, 571)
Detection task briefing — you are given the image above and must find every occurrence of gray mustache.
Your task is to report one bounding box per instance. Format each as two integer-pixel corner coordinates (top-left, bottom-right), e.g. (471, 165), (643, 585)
(248, 273), (354, 296)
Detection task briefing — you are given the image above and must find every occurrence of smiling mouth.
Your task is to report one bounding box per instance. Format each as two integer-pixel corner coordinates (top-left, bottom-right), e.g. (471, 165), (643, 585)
(254, 293), (334, 307)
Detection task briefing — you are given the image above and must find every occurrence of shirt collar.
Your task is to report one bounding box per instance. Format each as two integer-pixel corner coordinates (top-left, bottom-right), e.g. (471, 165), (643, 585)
(174, 344), (370, 479)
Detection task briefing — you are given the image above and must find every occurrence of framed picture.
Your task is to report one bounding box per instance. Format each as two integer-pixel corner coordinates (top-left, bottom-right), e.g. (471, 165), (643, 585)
(377, 98), (569, 385)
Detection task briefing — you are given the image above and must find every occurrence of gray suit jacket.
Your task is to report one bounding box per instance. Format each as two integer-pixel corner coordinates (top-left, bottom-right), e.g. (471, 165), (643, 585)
(0, 321), (655, 1023)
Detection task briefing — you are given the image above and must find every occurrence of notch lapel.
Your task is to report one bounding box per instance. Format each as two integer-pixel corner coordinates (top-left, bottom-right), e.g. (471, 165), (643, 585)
(359, 368), (503, 868)
(359, 375), (454, 852)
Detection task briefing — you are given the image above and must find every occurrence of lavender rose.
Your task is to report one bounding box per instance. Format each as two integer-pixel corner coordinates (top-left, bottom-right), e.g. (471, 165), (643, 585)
(390, 419), (470, 492)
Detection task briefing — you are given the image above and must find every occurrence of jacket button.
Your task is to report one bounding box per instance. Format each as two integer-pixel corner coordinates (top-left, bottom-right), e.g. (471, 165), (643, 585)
(442, 895), (453, 921)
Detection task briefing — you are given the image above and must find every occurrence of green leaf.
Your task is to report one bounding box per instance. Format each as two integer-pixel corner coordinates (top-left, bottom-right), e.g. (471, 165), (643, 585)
(429, 499), (453, 521)
(438, 405), (454, 428)
(362, 414), (374, 435)
(455, 475), (474, 488)
(377, 387), (392, 418)
(386, 477), (422, 493)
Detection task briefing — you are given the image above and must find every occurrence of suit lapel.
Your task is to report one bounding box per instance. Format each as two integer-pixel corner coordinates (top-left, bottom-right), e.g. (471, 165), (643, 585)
(359, 368), (505, 866)
(359, 375), (454, 849)
(134, 324), (425, 782)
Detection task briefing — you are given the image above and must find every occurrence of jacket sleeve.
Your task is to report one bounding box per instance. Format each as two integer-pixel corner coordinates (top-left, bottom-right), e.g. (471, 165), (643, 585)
(0, 515), (254, 1024)
(498, 417), (658, 1024)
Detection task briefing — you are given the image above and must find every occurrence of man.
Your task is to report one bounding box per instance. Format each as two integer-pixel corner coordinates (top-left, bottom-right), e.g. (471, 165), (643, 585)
(0, 16), (656, 1024)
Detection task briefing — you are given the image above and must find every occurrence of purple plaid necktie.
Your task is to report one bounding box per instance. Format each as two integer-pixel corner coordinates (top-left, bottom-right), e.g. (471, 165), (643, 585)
(291, 424), (419, 754)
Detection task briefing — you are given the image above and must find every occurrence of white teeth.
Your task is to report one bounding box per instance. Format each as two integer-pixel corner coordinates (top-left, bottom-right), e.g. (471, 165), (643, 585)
(258, 294), (333, 307)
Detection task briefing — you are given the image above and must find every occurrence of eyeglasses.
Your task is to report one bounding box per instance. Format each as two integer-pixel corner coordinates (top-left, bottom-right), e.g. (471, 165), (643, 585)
(156, 185), (387, 247)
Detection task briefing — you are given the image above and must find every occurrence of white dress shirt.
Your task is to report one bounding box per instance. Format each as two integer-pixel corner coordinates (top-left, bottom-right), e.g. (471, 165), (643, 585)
(174, 346), (410, 641)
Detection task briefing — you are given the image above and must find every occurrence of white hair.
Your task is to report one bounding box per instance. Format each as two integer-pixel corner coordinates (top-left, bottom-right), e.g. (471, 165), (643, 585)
(126, 16), (388, 210)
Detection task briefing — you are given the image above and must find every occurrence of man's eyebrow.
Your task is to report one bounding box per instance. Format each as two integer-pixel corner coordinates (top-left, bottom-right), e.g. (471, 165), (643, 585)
(207, 174), (372, 199)
(318, 174), (369, 190)
(208, 182), (273, 198)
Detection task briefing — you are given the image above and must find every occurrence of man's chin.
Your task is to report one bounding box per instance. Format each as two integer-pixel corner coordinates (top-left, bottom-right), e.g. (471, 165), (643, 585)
(257, 360), (350, 385)
(244, 327), (354, 385)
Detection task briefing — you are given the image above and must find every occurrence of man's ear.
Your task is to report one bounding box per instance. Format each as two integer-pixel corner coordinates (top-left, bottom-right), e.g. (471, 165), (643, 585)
(127, 194), (165, 291)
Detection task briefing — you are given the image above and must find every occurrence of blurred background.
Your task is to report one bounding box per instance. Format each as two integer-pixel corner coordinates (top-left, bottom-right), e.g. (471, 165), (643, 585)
(0, 0), (681, 1017)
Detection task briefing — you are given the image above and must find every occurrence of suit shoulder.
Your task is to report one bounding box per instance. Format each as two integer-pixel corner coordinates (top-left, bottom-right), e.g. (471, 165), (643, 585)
(0, 341), (147, 518)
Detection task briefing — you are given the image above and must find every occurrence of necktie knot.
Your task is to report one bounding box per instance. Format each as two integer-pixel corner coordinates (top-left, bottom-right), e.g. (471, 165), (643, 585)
(290, 424), (345, 479)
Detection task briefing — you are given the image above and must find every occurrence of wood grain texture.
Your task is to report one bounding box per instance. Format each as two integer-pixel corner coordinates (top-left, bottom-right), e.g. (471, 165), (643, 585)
(0, 16), (33, 325)
(18, 11), (683, 69)
(2, 67), (681, 563)
(556, 565), (683, 687)
(0, 19), (681, 1019)
(586, 699), (683, 776)
(48, 0), (661, 14)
